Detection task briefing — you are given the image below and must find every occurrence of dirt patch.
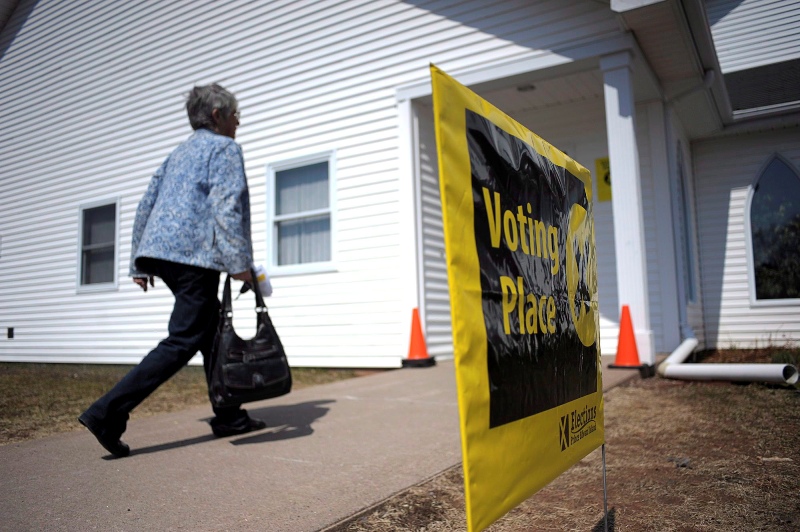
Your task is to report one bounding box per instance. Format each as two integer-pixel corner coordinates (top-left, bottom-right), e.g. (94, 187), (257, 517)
(329, 350), (800, 531)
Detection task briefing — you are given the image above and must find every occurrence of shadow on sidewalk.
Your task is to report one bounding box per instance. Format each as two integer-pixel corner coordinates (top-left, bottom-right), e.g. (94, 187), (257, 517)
(232, 399), (335, 445)
(124, 400), (335, 457)
(128, 434), (217, 458)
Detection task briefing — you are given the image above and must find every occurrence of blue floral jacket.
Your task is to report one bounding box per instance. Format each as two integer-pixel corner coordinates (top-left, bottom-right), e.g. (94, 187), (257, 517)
(129, 128), (253, 276)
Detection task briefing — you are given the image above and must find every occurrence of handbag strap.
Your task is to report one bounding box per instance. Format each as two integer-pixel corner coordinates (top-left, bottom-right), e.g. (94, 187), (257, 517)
(221, 268), (268, 326)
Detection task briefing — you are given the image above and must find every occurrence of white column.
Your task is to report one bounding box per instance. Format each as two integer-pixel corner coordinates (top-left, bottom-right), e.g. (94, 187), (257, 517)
(396, 98), (421, 357)
(600, 51), (654, 365)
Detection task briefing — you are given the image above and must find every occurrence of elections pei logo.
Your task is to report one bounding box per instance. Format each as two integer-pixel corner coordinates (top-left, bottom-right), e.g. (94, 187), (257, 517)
(559, 415), (570, 451)
(559, 405), (598, 451)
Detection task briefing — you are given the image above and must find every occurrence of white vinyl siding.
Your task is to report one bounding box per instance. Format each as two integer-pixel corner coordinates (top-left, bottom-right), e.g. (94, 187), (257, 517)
(693, 128), (800, 348)
(0, 0), (621, 366)
(706, 0), (800, 73)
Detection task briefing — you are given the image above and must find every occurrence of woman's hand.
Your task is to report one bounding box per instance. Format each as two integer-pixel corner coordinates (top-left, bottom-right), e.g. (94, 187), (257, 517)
(133, 276), (155, 291)
(232, 270), (253, 283)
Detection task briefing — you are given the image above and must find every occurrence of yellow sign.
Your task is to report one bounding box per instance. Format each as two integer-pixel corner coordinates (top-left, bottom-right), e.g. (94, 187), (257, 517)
(431, 65), (604, 532)
(596, 157), (611, 202)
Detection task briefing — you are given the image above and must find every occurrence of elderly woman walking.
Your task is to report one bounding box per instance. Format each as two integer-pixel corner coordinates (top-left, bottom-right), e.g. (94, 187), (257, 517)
(79, 84), (266, 458)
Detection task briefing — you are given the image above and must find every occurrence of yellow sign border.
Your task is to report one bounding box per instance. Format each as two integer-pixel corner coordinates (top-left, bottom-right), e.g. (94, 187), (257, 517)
(431, 65), (604, 531)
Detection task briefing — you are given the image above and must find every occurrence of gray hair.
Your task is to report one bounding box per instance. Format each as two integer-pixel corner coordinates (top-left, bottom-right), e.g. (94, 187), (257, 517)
(185, 84), (238, 130)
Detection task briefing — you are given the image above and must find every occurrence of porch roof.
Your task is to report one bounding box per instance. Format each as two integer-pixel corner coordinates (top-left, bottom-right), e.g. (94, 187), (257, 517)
(614, 0), (800, 135)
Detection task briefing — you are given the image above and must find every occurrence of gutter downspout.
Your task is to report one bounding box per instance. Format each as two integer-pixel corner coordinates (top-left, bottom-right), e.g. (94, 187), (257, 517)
(657, 336), (799, 385)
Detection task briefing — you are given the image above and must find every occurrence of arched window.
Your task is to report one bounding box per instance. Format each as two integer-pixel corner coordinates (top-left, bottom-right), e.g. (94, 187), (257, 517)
(748, 155), (800, 301)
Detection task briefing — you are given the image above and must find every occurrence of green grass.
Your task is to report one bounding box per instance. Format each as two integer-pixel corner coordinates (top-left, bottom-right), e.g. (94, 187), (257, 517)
(0, 363), (363, 445)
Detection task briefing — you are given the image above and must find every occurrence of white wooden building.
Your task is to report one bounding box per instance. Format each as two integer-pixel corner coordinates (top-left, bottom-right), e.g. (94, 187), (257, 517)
(1, 0), (798, 368)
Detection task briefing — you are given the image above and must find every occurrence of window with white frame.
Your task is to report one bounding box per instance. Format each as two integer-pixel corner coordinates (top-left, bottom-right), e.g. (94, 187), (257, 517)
(79, 201), (118, 287)
(748, 155), (800, 301)
(269, 155), (333, 270)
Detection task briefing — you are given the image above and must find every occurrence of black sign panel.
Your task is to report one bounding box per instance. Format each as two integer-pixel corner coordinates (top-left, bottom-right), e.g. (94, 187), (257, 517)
(466, 110), (597, 428)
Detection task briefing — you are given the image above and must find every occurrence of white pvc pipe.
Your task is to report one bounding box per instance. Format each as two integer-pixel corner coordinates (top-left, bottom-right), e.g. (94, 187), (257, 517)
(657, 337), (699, 375)
(658, 336), (799, 386)
(663, 363), (798, 385)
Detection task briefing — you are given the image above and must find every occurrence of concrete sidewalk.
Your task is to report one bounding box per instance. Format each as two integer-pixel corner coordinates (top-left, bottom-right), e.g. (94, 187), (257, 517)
(0, 357), (637, 532)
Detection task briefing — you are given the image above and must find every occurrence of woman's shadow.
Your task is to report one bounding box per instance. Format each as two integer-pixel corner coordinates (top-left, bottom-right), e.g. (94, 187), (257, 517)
(128, 399), (334, 457)
(231, 399), (334, 446)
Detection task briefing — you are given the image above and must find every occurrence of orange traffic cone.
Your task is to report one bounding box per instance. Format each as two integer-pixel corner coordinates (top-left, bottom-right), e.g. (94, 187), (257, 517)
(609, 305), (652, 376)
(402, 308), (436, 368)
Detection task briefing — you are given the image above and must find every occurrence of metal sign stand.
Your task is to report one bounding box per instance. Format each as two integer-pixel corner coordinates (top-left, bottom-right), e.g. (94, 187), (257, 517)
(602, 444), (609, 532)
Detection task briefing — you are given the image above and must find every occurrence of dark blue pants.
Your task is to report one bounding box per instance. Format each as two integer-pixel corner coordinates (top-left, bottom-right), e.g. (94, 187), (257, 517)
(82, 259), (248, 437)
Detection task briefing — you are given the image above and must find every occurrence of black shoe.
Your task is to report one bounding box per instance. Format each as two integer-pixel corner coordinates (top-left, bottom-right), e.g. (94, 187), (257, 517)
(78, 414), (130, 458)
(211, 417), (267, 438)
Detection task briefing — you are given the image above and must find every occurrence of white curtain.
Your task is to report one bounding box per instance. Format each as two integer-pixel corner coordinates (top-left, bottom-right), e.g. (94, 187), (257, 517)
(276, 162), (330, 265)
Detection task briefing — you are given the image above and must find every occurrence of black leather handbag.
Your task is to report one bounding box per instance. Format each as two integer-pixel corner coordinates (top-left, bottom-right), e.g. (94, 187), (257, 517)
(208, 271), (292, 408)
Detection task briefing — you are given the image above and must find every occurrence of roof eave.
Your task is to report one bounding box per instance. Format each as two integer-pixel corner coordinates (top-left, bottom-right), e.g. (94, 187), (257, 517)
(679, 0), (733, 125)
(612, 0), (733, 132)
